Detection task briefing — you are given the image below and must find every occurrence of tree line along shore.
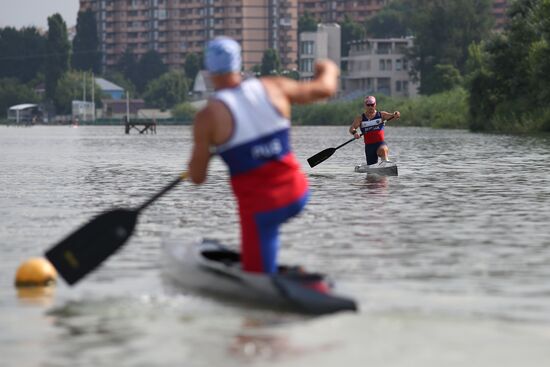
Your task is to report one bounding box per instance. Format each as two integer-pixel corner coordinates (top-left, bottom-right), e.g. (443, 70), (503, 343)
(2, 0), (550, 133)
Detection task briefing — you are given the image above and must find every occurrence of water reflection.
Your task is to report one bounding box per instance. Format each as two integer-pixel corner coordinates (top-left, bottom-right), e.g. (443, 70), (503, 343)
(363, 174), (389, 192)
(16, 286), (56, 306)
(2, 126), (550, 367)
(228, 317), (337, 363)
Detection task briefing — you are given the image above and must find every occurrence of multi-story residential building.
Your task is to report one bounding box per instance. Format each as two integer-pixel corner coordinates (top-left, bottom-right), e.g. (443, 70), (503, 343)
(342, 37), (418, 98)
(492, 0), (509, 31)
(298, 0), (388, 24)
(299, 0), (509, 32)
(298, 23), (341, 80)
(79, 0), (298, 71)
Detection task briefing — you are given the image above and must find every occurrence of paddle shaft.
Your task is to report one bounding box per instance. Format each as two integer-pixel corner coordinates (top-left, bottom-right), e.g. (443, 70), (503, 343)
(45, 171), (188, 285)
(333, 136), (356, 150)
(137, 172), (188, 212)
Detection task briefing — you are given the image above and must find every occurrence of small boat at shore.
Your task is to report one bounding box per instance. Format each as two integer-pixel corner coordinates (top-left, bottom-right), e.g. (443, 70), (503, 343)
(163, 239), (357, 315)
(354, 161), (398, 176)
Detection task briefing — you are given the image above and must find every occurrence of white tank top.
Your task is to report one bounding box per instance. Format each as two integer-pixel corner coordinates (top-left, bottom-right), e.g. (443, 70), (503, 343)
(214, 78), (290, 155)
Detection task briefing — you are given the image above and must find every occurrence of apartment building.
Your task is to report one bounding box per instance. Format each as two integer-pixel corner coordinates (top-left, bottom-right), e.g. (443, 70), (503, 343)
(299, 0), (509, 31)
(298, 23), (341, 80)
(298, 0), (388, 24)
(342, 37), (418, 98)
(492, 0), (509, 31)
(79, 0), (298, 71)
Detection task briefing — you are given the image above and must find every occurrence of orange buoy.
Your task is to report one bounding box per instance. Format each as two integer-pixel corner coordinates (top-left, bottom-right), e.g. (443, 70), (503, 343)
(14, 257), (57, 287)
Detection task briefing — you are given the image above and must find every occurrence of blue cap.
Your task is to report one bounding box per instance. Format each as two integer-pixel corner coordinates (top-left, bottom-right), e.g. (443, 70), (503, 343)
(205, 37), (242, 75)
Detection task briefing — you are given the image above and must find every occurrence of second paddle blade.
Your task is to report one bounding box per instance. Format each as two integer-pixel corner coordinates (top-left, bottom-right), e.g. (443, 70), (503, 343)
(45, 209), (139, 285)
(307, 148), (335, 168)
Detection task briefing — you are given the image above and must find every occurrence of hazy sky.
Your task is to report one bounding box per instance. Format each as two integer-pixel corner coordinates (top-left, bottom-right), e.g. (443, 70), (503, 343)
(0, 0), (79, 29)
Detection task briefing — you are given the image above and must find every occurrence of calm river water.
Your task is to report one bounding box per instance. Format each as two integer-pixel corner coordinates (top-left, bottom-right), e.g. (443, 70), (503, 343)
(1, 125), (550, 367)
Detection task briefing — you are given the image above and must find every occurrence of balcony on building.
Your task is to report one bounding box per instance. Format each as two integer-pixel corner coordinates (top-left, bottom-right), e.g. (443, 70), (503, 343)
(342, 36), (419, 99)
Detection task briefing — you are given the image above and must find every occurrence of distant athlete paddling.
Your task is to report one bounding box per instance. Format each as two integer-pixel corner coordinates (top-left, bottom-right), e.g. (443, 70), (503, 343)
(349, 96), (400, 167)
(188, 37), (339, 275)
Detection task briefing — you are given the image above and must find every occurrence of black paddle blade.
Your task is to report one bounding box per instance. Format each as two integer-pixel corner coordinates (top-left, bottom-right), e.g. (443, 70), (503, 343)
(307, 148), (336, 168)
(45, 209), (139, 285)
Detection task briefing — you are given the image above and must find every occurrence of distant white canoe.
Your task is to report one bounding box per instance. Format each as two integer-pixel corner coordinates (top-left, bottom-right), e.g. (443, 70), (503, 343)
(354, 161), (398, 176)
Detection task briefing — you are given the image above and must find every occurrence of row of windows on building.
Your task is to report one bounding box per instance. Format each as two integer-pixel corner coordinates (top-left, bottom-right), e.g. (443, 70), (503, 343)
(300, 0), (385, 8)
(351, 43), (409, 54)
(300, 58), (409, 73)
(105, 16), (244, 29)
(105, 29), (242, 45)
(348, 58), (409, 72)
(352, 78), (410, 93)
(300, 41), (314, 55)
(101, 6), (244, 18)
(103, 32), (248, 55)
(109, 28), (243, 39)
(104, 51), (188, 61)
(115, 0), (230, 6)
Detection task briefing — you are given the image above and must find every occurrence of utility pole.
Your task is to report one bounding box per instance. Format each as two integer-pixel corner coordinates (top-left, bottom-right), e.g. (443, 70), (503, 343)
(126, 91), (130, 123)
(91, 72), (95, 122)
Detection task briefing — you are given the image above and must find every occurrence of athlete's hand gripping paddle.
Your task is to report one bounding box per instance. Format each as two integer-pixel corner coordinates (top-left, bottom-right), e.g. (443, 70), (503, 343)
(307, 116), (395, 168)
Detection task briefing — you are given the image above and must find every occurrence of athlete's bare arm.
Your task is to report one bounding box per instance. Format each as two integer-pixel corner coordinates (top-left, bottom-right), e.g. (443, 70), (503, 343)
(380, 111), (401, 121)
(188, 100), (233, 184)
(349, 115), (362, 134)
(260, 59), (339, 118)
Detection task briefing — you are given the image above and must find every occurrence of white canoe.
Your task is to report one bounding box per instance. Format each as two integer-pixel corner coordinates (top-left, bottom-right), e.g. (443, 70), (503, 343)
(163, 239), (357, 315)
(354, 161), (398, 176)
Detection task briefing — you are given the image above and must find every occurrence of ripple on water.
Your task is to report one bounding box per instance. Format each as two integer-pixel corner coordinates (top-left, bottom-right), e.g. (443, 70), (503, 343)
(1, 126), (550, 366)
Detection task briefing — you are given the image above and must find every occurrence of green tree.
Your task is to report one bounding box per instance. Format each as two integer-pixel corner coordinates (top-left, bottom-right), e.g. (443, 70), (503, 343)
(45, 13), (70, 105)
(427, 64), (463, 94)
(53, 71), (102, 115)
(365, 1), (412, 38)
(116, 48), (138, 86)
(135, 50), (167, 93)
(408, 0), (493, 95)
(260, 49), (281, 76)
(0, 27), (47, 83)
(527, 0), (550, 105)
(464, 42), (496, 128)
(172, 102), (197, 121)
(281, 69), (300, 80)
(466, 0), (550, 132)
(103, 70), (136, 98)
(251, 64), (261, 76)
(184, 52), (201, 81)
(341, 15), (365, 57)
(0, 78), (39, 118)
(298, 12), (318, 33)
(340, 15), (365, 71)
(72, 9), (101, 73)
(143, 70), (188, 110)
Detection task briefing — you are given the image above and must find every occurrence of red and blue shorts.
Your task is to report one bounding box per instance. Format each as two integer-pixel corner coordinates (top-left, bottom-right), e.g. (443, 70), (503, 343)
(239, 191), (309, 274)
(365, 141), (387, 165)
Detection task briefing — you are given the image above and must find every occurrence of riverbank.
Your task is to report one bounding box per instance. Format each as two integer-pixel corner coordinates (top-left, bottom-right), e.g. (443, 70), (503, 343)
(292, 88), (469, 129)
(0, 118), (192, 126)
(293, 87), (550, 133)
(3, 88), (549, 133)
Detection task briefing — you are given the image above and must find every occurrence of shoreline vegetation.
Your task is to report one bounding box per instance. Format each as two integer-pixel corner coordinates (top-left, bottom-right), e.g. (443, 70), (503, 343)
(294, 87), (550, 134)
(2, 87), (549, 133)
(0, 118), (193, 126)
(3, 1), (550, 134)
(293, 88), (470, 129)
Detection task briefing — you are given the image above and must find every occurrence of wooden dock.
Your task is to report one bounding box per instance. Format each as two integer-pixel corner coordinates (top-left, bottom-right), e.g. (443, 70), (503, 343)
(124, 121), (157, 134)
